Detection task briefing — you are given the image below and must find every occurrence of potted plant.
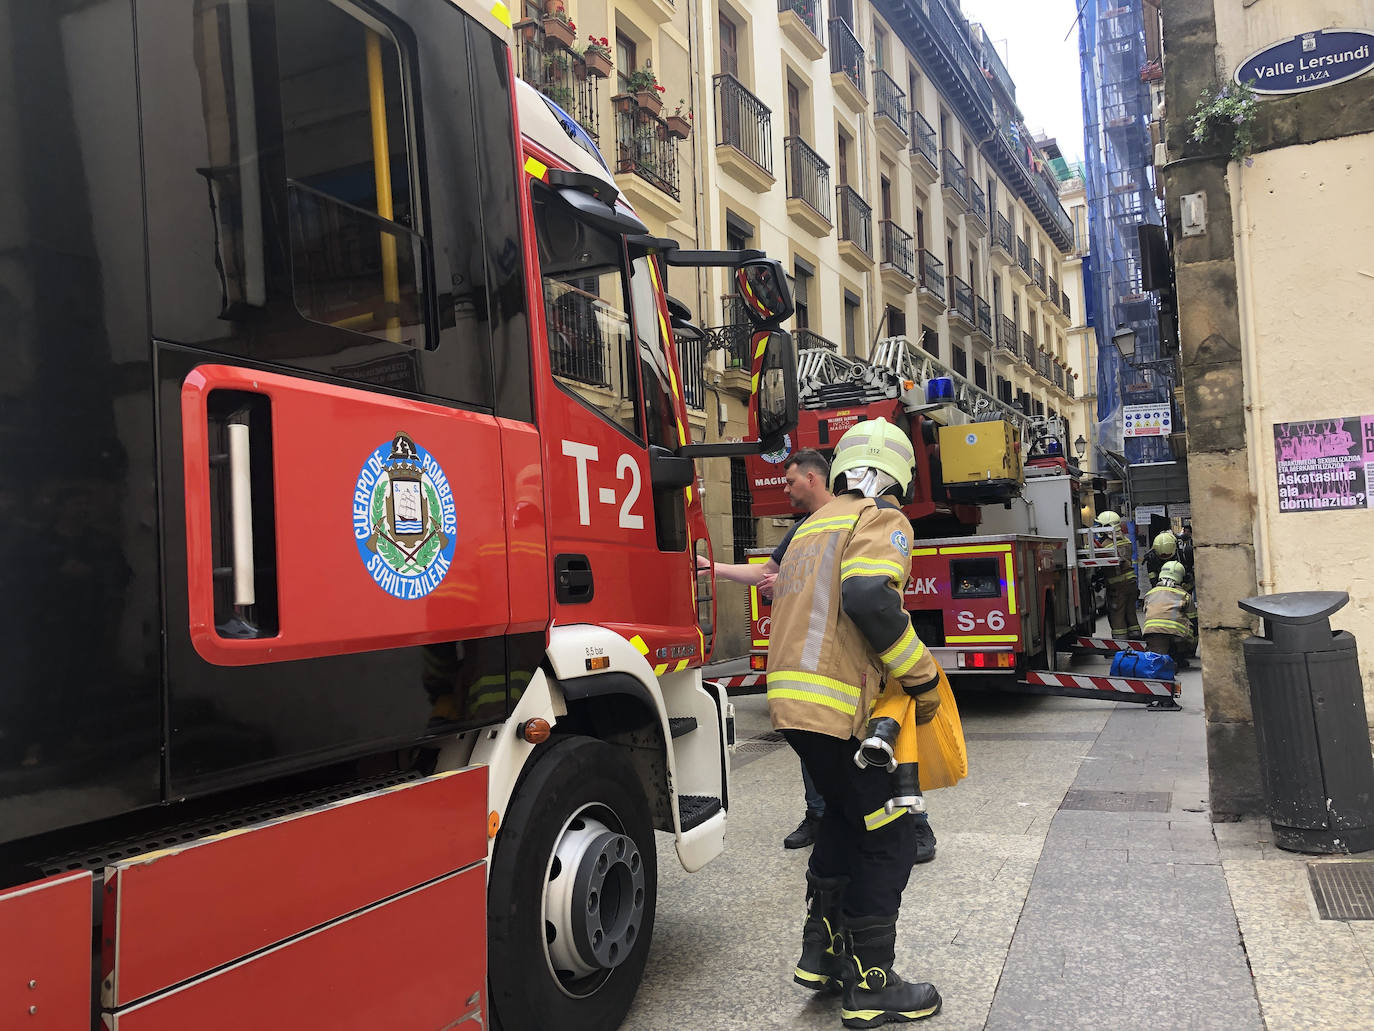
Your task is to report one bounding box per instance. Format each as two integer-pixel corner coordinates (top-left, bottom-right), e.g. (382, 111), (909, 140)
(1188, 80), (1258, 163)
(628, 63), (665, 116)
(582, 35), (612, 78)
(611, 93), (636, 114)
(542, 3), (575, 48)
(665, 99), (692, 140)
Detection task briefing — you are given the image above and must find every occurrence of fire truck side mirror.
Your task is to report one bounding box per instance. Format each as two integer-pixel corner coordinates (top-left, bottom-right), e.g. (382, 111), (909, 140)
(734, 259), (794, 327)
(756, 329), (799, 446)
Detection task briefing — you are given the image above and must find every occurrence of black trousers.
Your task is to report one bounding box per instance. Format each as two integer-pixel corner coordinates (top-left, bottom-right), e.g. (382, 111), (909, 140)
(783, 729), (918, 918)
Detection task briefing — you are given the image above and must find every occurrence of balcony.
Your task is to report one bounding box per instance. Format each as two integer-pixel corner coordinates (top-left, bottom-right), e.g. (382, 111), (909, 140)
(880, 220), (916, 292)
(1029, 258), (1047, 300)
(941, 149), (969, 214)
(918, 249), (946, 312)
(873, 70), (908, 151)
(949, 274), (974, 329)
(514, 24), (600, 142)
(991, 213), (1014, 264)
(784, 136), (832, 236)
(1021, 331), (1034, 364)
(612, 100), (681, 221)
(975, 296), (993, 343)
(675, 328), (706, 411)
(995, 314), (1018, 360)
(708, 295), (754, 369)
(836, 184), (872, 270)
(714, 73), (775, 192)
(796, 327), (838, 352)
(829, 18), (867, 109)
(965, 179), (988, 236)
(1046, 275), (1060, 311)
(887, 0), (994, 130)
(909, 110), (939, 185)
(1065, 373), (1075, 399)
(778, 0), (826, 61)
(1034, 349), (1053, 381)
(978, 29), (1016, 107)
(1010, 237), (1031, 284)
(1053, 363), (1066, 392)
(1061, 292), (1073, 324)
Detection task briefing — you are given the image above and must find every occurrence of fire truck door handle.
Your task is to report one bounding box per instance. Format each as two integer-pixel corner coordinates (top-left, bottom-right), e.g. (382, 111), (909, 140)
(227, 420), (256, 607)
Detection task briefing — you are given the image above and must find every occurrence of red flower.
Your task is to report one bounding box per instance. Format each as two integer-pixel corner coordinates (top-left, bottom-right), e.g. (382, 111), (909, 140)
(567, 19), (575, 29)
(656, 84), (666, 92)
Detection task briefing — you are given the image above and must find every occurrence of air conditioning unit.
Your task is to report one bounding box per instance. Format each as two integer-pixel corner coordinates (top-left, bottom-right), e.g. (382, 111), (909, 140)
(1154, 142), (1167, 168)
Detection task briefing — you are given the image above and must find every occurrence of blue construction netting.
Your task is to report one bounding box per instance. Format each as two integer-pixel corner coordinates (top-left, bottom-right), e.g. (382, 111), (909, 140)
(1078, 0), (1170, 466)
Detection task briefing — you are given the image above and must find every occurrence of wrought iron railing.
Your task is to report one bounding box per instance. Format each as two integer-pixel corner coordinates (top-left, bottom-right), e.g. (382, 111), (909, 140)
(1061, 292), (1072, 322)
(874, 69), (907, 134)
(951, 274), (974, 324)
(910, 110), (938, 169)
(918, 0), (994, 119)
(613, 101), (680, 200)
(880, 220), (915, 279)
(796, 327), (837, 351)
(710, 295), (753, 367)
(1053, 363), (1065, 390)
(714, 73), (773, 175)
(784, 136), (831, 222)
(675, 330), (706, 410)
(994, 212), (1013, 254)
(836, 185), (872, 255)
(967, 180), (987, 229)
(1036, 350), (1053, 379)
(777, 0), (823, 43)
(1021, 330), (1034, 358)
(829, 18), (866, 98)
(1047, 276), (1060, 309)
(919, 249), (945, 301)
(515, 25), (600, 140)
(941, 148), (968, 202)
(545, 280), (616, 387)
(1065, 373), (1075, 398)
(1032, 258), (1046, 294)
(979, 32), (1015, 103)
(1016, 237), (1030, 275)
(976, 296), (992, 338)
(997, 314), (1017, 355)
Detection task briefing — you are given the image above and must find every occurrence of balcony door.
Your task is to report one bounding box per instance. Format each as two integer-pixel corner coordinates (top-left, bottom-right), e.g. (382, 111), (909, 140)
(719, 13), (738, 77)
(787, 82), (801, 139)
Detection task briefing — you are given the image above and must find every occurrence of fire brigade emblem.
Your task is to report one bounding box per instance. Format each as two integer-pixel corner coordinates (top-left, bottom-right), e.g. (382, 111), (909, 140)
(760, 433), (792, 465)
(353, 432), (457, 599)
(891, 530), (909, 557)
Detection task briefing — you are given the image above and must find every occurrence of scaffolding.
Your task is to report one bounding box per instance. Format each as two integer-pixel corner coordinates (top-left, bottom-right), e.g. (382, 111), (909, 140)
(1079, 0), (1169, 465)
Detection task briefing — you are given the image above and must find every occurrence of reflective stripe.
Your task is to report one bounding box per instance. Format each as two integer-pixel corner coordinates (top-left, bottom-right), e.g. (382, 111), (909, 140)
(766, 671), (863, 718)
(767, 686), (860, 716)
(524, 156), (548, 179)
(946, 634), (1020, 643)
(864, 805), (906, 832)
(938, 544), (1012, 555)
(1143, 618), (1193, 636)
(841, 557), (906, 582)
(1005, 553), (1017, 614)
(794, 514), (860, 540)
(879, 624), (927, 678)
(801, 536), (841, 670)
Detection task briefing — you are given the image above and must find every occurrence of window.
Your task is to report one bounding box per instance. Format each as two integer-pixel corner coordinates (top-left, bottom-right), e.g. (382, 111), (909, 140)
(794, 262), (812, 328)
(884, 304), (905, 338)
(843, 292), (860, 356)
(974, 359), (987, 390)
(279, 1), (424, 344)
(787, 82), (802, 138)
(531, 182), (640, 439)
(952, 344), (967, 376)
(873, 25), (888, 71)
(631, 255), (687, 551)
(880, 176), (892, 220)
(837, 132), (850, 185)
(908, 70), (922, 112)
(920, 325), (939, 355)
(616, 33), (636, 95)
(719, 13), (738, 77)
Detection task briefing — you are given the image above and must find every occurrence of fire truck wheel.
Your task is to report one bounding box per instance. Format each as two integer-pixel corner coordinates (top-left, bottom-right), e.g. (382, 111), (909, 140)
(488, 735), (657, 1031)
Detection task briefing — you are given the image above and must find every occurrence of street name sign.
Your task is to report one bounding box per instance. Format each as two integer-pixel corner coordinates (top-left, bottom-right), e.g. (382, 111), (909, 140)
(1236, 28), (1374, 94)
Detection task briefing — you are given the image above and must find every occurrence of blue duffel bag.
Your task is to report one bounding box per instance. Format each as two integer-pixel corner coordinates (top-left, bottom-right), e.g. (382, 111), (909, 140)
(1110, 650), (1176, 680)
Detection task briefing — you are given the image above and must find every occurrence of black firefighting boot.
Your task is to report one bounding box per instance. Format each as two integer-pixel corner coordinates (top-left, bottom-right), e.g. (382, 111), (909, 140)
(841, 915), (941, 1028)
(794, 871), (849, 993)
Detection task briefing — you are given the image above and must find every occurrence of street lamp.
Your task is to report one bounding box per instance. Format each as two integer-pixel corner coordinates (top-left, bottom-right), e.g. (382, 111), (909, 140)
(1073, 434), (1087, 459)
(1111, 325), (1137, 362)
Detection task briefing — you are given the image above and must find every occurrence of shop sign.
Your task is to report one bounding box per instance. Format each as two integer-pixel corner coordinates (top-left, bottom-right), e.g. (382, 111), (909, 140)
(1236, 29), (1374, 94)
(1273, 416), (1374, 513)
(1123, 403), (1171, 438)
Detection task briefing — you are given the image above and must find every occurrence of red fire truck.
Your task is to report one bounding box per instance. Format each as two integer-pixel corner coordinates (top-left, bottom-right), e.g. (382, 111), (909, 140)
(739, 343), (1109, 685)
(0, 3), (797, 1029)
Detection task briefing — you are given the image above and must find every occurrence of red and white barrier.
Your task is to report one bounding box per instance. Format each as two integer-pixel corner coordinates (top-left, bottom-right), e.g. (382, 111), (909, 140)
(1023, 669), (1178, 703)
(706, 673), (766, 691)
(1070, 636), (1147, 653)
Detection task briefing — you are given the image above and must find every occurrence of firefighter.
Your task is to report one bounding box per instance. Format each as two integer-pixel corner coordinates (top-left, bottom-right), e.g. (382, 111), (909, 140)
(1143, 530), (1194, 591)
(767, 418), (942, 1028)
(1142, 561), (1197, 669)
(1093, 510), (1140, 638)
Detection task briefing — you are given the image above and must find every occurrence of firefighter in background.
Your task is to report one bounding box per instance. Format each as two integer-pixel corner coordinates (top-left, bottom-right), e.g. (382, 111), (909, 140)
(1142, 561), (1197, 670)
(1093, 510), (1140, 638)
(767, 418), (942, 1027)
(1143, 530), (1194, 591)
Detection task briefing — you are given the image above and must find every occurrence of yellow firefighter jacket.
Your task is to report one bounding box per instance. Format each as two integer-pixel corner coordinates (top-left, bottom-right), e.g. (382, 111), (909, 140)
(766, 493), (940, 741)
(1106, 531), (1137, 586)
(1142, 584), (1197, 642)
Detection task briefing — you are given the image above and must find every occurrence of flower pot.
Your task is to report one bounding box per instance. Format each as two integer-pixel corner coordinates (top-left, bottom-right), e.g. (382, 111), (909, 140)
(584, 50), (612, 78)
(542, 15), (574, 48)
(611, 93), (636, 114)
(665, 114), (692, 140)
(635, 90), (663, 116)
(542, 0), (563, 14)
(571, 55), (587, 80)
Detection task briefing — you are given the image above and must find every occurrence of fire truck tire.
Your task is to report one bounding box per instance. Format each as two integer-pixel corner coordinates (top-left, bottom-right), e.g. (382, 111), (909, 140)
(488, 735), (656, 1031)
(1041, 605), (1060, 673)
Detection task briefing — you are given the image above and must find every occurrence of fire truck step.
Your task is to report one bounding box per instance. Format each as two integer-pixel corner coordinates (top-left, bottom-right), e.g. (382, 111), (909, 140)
(678, 795), (723, 831)
(1018, 670), (1180, 709)
(1069, 636), (1147, 653)
(669, 716), (698, 739)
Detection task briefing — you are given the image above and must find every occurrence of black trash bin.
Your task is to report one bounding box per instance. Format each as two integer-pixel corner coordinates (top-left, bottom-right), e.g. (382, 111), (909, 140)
(1238, 591), (1374, 854)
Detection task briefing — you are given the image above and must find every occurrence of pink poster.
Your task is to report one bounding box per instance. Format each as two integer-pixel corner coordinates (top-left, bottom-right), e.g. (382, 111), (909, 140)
(1273, 416), (1374, 513)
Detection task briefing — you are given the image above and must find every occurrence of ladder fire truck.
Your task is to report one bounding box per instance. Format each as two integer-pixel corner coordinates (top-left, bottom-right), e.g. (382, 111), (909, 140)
(0, 3), (798, 1028)
(739, 338), (1129, 689)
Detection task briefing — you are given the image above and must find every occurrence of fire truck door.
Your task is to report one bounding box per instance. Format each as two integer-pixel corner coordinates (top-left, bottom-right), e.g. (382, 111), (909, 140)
(529, 184), (696, 647)
(137, 0), (534, 795)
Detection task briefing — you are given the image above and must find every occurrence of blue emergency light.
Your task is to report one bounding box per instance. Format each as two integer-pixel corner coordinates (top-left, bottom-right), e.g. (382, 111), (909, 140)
(926, 378), (954, 403)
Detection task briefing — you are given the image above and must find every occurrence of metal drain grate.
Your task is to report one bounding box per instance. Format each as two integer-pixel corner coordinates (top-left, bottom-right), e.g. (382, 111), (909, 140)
(1309, 862), (1374, 920)
(1059, 789), (1172, 813)
(731, 731), (787, 769)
